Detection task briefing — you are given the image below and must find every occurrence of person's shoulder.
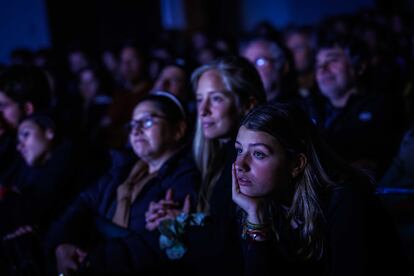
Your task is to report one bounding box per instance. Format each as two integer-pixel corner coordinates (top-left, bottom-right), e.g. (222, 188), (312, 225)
(347, 90), (389, 111)
(401, 126), (414, 142)
(324, 177), (375, 215)
(162, 146), (199, 177)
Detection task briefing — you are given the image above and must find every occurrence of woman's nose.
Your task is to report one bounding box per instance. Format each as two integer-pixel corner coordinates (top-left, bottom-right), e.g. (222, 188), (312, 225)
(198, 99), (210, 117)
(130, 126), (143, 136)
(235, 154), (250, 172)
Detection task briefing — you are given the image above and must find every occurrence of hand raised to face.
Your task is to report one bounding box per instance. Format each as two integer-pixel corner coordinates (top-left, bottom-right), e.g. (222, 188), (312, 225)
(232, 163), (269, 225)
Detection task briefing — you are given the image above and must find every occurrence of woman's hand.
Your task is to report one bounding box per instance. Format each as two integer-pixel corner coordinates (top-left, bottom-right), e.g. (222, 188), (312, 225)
(232, 163), (267, 224)
(145, 189), (191, 231)
(55, 243), (87, 276)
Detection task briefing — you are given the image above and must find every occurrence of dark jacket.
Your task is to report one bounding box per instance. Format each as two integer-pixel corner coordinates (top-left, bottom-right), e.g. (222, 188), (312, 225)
(379, 127), (414, 188)
(72, 141), (242, 275)
(0, 140), (81, 236)
(0, 132), (22, 186)
(177, 141), (243, 276)
(304, 91), (402, 177)
(46, 148), (200, 265)
(241, 182), (405, 276)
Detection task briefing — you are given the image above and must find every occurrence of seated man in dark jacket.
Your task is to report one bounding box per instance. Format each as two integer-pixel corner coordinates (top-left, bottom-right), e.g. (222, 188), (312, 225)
(304, 36), (404, 179)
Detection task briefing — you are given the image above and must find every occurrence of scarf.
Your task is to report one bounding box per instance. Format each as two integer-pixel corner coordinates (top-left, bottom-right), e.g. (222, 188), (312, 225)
(112, 160), (158, 228)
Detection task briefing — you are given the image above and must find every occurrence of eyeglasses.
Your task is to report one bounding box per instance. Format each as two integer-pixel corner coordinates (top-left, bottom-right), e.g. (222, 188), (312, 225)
(254, 57), (274, 67)
(254, 56), (284, 69)
(128, 115), (166, 132)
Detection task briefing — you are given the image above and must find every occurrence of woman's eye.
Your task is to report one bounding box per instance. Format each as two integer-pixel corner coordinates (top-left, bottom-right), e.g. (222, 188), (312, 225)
(235, 147), (242, 155)
(17, 131), (29, 141)
(21, 131), (30, 138)
(211, 95), (224, 103)
(253, 151), (266, 159)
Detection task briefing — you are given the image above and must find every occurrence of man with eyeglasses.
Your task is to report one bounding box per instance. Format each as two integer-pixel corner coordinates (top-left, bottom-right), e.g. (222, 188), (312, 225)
(241, 37), (297, 104)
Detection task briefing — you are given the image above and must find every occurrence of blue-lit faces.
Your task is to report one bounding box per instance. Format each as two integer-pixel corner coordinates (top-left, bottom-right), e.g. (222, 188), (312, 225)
(196, 69), (240, 140)
(0, 91), (22, 137)
(17, 120), (54, 166)
(242, 41), (283, 99)
(316, 47), (355, 102)
(234, 126), (290, 197)
(129, 101), (176, 161)
(128, 115), (166, 132)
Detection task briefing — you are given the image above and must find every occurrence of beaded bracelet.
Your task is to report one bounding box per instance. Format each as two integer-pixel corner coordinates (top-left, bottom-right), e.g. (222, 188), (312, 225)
(242, 220), (271, 242)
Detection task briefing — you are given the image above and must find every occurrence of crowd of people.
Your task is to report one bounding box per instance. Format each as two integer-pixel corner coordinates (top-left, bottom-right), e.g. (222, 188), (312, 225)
(0, 7), (412, 275)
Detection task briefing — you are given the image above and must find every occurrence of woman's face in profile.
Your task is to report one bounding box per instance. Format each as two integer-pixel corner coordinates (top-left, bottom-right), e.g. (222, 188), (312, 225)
(17, 120), (54, 166)
(129, 101), (176, 161)
(234, 126), (290, 197)
(196, 70), (240, 140)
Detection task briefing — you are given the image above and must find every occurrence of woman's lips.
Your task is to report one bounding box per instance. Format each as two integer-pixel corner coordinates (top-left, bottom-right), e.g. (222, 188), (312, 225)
(202, 121), (214, 129)
(133, 138), (147, 144)
(237, 176), (252, 186)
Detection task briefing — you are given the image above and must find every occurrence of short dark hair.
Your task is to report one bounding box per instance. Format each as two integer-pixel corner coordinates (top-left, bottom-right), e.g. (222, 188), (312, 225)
(21, 113), (56, 132)
(0, 65), (52, 111)
(317, 35), (368, 74)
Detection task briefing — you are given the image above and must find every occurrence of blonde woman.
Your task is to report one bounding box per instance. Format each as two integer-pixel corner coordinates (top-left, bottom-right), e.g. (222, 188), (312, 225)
(145, 56), (266, 274)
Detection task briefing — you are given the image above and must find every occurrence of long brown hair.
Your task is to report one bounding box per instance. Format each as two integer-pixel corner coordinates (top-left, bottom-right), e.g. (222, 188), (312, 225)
(241, 103), (369, 259)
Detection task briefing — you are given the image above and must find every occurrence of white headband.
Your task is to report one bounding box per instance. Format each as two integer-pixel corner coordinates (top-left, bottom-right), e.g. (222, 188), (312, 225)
(151, 90), (186, 119)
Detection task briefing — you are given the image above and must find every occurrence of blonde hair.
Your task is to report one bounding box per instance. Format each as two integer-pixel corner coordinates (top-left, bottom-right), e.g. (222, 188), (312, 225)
(191, 56), (266, 212)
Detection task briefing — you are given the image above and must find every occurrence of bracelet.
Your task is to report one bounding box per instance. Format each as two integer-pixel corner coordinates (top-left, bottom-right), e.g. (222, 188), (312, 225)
(241, 220), (271, 242)
(245, 220), (269, 230)
(246, 229), (269, 242)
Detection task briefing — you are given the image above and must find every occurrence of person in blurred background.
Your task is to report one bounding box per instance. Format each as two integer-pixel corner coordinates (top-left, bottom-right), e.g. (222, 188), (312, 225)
(241, 37), (298, 104)
(0, 114), (83, 275)
(284, 26), (318, 98)
(104, 41), (152, 149)
(0, 65), (52, 184)
(307, 36), (403, 179)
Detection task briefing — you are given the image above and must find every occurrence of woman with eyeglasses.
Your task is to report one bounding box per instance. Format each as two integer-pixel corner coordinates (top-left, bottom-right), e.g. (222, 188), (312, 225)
(47, 92), (199, 275)
(52, 56), (266, 275)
